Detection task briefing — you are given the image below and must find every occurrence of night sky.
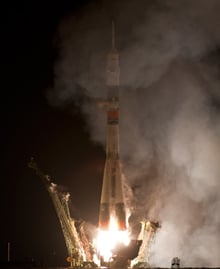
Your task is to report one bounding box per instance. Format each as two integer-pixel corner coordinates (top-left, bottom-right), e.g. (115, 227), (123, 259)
(2, 1), (220, 267)
(2, 1), (104, 266)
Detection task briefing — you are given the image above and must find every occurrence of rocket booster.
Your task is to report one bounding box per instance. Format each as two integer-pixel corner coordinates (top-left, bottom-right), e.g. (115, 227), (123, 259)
(98, 22), (126, 231)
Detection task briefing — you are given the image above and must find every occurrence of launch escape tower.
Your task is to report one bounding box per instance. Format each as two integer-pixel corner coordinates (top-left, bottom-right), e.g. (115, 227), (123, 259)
(98, 21), (127, 231)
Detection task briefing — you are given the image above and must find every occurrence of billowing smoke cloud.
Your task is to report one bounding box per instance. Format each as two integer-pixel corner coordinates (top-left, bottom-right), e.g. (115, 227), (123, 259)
(48, 0), (220, 266)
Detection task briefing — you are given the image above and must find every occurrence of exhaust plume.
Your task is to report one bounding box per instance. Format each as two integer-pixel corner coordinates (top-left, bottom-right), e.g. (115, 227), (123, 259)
(48, 0), (220, 266)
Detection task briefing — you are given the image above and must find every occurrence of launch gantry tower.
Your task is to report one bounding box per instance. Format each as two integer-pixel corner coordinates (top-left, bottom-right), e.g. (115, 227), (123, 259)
(131, 220), (160, 268)
(28, 159), (93, 268)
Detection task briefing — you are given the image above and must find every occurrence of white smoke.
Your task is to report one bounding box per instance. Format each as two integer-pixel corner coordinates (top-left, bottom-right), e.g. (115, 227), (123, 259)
(150, 80), (220, 266)
(48, 0), (220, 266)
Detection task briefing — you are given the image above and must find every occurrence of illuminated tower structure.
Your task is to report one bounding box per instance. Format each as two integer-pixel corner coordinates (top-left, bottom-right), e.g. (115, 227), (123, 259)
(98, 22), (126, 231)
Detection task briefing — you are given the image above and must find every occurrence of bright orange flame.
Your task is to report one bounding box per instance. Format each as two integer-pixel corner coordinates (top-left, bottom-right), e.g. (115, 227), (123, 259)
(96, 217), (130, 262)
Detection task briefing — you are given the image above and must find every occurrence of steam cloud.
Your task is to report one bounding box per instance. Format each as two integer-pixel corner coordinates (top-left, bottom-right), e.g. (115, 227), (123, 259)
(48, 0), (220, 266)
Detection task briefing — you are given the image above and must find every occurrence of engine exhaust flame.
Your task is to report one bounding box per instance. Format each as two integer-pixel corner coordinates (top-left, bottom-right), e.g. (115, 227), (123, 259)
(96, 216), (130, 262)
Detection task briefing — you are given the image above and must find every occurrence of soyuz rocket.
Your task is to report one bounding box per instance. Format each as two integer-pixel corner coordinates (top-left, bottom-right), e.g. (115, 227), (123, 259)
(98, 22), (127, 231)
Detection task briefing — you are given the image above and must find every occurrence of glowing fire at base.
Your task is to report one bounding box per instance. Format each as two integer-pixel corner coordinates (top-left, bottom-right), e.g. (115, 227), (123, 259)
(96, 217), (130, 262)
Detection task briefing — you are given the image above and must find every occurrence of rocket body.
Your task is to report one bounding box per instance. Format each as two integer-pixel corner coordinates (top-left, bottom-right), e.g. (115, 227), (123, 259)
(99, 101), (126, 230)
(98, 22), (126, 231)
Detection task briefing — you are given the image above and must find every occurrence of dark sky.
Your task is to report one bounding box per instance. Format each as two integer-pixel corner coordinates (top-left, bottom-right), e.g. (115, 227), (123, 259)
(1, 1), (104, 266)
(3, 1), (220, 267)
